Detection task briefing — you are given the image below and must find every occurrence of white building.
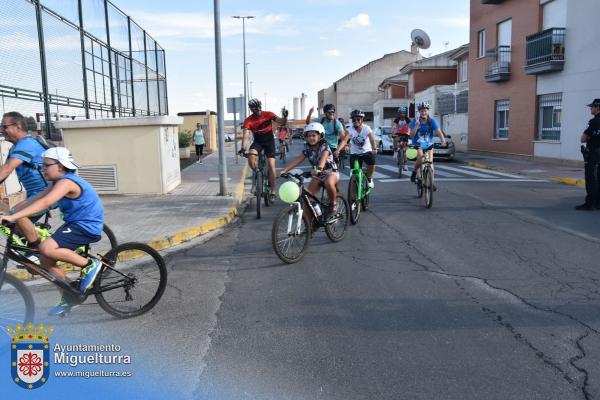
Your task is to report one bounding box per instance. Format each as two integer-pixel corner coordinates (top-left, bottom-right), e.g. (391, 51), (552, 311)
(532, 0), (600, 161)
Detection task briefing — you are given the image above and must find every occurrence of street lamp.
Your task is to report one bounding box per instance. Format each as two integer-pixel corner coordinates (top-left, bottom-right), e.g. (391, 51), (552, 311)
(249, 81), (253, 99)
(232, 15), (254, 119)
(245, 62), (250, 103)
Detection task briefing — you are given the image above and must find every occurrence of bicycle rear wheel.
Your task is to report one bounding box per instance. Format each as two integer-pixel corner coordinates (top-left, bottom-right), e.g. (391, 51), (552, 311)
(416, 170), (423, 198)
(272, 205), (311, 264)
(347, 175), (361, 225)
(94, 242), (167, 318)
(0, 274), (34, 330)
(81, 224), (118, 258)
(256, 171), (263, 219)
(325, 194), (349, 242)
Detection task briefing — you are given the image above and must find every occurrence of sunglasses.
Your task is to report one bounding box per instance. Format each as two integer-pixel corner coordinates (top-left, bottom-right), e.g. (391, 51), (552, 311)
(326, 111), (335, 114)
(351, 117), (363, 122)
(0, 123), (16, 130)
(41, 161), (60, 169)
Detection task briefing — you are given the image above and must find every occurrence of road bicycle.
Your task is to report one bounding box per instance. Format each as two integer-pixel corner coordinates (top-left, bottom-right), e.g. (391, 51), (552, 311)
(245, 150), (274, 219)
(0, 210), (117, 272)
(414, 144), (435, 209)
(278, 139), (288, 163)
(0, 222), (167, 326)
(272, 171), (349, 264)
(347, 154), (374, 225)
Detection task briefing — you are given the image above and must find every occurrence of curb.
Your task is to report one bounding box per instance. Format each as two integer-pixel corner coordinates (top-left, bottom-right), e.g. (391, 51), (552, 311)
(10, 165), (249, 282)
(464, 160), (585, 188)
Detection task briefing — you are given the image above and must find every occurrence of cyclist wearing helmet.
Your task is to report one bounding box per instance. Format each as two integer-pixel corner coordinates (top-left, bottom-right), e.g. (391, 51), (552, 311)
(240, 98), (288, 202)
(409, 102), (446, 183)
(392, 106), (411, 171)
(339, 109), (377, 188)
(305, 104), (346, 163)
(280, 122), (339, 216)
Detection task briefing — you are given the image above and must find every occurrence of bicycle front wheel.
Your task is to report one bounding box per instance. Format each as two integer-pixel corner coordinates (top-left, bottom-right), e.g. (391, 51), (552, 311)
(271, 205), (311, 264)
(361, 178), (371, 211)
(256, 172), (263, 219)
(325, 194), (349, 242)
(348, 175), (361, 225)
(0, 274), (34, 329)
(423, 167), (433, 209)
(94, 242), (167, 318)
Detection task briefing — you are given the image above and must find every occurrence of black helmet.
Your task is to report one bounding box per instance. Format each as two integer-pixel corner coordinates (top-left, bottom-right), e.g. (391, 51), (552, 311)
(350, 109), (365, 119)
(248, 98), (262, 109)
(323, 104), (335, 113)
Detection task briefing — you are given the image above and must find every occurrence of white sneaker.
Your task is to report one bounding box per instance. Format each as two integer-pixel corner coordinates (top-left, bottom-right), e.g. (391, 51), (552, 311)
(403, 164), (408, 171)
(367, 179), (374, 189)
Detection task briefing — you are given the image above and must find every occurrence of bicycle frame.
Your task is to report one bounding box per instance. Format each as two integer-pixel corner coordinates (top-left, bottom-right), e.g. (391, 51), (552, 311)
(417, 147), (434, 179)
(350, 158), (372, 200)
(0, 224), (125, 301)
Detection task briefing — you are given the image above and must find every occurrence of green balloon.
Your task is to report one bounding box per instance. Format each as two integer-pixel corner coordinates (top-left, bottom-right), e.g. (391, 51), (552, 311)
(279, 181), (300, 203)
(406, 148), (418, 160)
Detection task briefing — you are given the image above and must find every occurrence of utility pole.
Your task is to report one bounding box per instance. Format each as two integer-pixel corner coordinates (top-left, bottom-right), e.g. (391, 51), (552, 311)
(214, 0), (228, 195)
(232, 16), (254, 120)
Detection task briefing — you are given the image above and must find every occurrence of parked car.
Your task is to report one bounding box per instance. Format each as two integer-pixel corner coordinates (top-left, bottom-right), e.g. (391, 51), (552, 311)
(374, 126), (394, 154)
(292, 127), (304, 140)
(432, 134), (456, 160)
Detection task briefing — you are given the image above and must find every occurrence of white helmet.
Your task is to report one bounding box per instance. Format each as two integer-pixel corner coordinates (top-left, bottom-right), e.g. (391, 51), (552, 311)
(303, 122), (325, 137)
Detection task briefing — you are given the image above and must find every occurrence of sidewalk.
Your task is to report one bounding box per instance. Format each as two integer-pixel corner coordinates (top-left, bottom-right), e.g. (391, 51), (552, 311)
(455, 151), (586, 187)
(10, 144), (248, 280)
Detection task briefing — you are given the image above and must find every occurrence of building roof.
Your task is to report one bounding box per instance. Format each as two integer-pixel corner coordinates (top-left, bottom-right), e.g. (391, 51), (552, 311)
(378, 73), (409, 90)
(447, 44), (469, 61)
(399, 46), (462, 74)
(335, 50), (417, 84)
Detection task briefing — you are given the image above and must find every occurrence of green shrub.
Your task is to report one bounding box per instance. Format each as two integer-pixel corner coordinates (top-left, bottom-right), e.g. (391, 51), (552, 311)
(178, 129), (193, 148)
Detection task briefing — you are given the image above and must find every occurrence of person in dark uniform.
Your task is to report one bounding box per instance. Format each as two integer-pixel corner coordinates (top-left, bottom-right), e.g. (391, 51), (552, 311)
(576, 98), (600, 210)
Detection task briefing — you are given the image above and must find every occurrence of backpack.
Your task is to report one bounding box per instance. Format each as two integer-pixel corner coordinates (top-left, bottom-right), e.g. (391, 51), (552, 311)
(34, 135), (55, 150)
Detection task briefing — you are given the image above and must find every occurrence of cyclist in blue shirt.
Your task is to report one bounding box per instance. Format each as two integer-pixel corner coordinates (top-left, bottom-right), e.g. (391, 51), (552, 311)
(409, 102), (446, 183)
(305, 104), (347, 163)
(1, 147), (105, 316)
(0, 111), (49, 245)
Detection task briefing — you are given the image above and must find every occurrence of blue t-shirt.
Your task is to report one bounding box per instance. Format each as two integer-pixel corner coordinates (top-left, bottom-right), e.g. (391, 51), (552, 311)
(313, 117), (345, 149)
(56, 173), (104, 236)
(409, 117), (440, 149)
(7, 136), (47, 198)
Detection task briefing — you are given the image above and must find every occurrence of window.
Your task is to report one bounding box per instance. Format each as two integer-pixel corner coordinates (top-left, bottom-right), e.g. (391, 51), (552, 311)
(537, 93), (562, 141)
(478, 30), (486, 58)
(459, 59), (468, 82)
(495, 99), (510, 139)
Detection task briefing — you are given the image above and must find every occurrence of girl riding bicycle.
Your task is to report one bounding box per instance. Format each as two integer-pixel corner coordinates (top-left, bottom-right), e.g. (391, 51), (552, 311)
(0, 147), (104, 316)
(279, 122), (339, 216)
(409, 102), (446, 183)
(338, 109), (377, 188)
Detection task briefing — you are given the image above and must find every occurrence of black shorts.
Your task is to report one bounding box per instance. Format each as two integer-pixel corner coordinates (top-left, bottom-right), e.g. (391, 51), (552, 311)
(250, 134), (276, 158)
(350, 152), (376, 168)
(195, 144), (204, 155)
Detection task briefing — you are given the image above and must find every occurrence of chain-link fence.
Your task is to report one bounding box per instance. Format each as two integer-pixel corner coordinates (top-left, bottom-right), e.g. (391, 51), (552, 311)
(0, 0), (168, 139)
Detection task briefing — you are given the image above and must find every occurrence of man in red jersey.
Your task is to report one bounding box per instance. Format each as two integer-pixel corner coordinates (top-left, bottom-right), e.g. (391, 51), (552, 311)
(239, 98), (288, 202)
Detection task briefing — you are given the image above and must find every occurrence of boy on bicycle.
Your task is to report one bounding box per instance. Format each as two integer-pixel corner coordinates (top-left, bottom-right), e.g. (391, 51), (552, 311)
(338, 109), (377, 188)
(0, 147), (104, 316)
(392, 106), (411, 171)
(409, 102), (446, 183)
(279, 122), (339, 217)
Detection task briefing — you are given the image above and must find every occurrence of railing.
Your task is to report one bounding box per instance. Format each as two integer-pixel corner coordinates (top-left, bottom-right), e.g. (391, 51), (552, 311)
(485, 46), (511, 82)
(525, 28), (565, 74)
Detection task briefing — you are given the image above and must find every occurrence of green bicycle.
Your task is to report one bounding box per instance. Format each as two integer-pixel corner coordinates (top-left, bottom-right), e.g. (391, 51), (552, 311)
(347, 154), (373, 225)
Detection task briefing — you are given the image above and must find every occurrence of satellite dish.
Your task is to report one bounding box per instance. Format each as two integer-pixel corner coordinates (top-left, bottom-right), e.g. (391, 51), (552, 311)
(411, 29), (431, 51)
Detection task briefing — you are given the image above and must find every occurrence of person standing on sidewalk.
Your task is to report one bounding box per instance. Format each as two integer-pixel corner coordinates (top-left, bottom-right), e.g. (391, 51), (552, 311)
(577, 98), (600, 210)
(193, 123), (205, 164)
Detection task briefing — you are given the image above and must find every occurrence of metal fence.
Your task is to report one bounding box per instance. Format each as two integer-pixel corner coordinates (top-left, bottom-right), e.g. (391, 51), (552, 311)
(436, 90), (469, 115)
(0, 0), (168, 138)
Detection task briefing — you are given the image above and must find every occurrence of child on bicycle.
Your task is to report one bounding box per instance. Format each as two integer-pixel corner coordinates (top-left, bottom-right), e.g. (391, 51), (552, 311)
(279, 122), (339, 217)
(0, 147), (104, 316)
(338, 109), (377, 188)
(409, 102), (446, 183)
(392, 106), (411, 171)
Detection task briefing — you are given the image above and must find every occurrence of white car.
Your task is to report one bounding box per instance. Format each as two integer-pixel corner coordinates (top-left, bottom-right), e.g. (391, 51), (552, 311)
(374, 126), (394, 154)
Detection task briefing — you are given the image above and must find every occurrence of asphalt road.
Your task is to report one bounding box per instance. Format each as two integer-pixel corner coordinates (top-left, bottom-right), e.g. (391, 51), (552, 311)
(12, 140), (600, 400)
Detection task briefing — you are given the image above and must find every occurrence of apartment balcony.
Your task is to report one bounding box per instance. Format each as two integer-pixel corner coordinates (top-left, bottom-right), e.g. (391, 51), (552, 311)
(485, 46), (511, 82)
(525, 28), (566, 75)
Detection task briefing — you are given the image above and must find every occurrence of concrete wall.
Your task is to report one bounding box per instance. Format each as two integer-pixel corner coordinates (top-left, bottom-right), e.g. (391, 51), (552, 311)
(55, 116), (183, 195)
(373, 99), (411, 128)
(534, 0), (600, 161)
(335, 51), (418, 121)
(442, 114), (469, 152)
(469, 0), (539, 156)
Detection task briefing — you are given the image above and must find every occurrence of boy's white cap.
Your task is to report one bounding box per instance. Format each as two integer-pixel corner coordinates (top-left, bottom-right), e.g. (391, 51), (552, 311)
(42, 147), (80, 170)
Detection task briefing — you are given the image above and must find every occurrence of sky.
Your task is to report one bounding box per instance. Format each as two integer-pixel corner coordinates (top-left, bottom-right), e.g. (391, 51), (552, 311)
(115, 0), (470, 119)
